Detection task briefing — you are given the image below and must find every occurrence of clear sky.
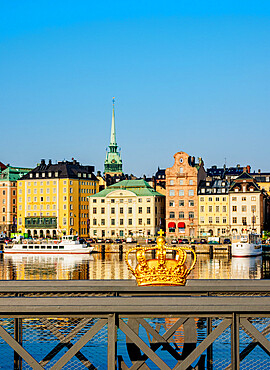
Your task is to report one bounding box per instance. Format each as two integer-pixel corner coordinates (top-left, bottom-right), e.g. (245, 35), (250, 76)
(1, 1), (269, 176)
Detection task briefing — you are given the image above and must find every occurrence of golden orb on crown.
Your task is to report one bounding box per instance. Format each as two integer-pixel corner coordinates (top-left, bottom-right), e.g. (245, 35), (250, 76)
(125, 229), (197, 286)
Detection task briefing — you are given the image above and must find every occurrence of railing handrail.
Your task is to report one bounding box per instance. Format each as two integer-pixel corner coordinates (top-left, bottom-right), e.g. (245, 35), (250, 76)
(0, 279), (269, 295)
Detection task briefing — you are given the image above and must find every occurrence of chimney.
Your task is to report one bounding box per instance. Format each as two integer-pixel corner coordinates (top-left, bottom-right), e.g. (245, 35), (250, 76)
(258, 169), (261, 174)
(247, 165), (251, 173)
(41, 159), (45, 165)
(48, 159), (52, 165)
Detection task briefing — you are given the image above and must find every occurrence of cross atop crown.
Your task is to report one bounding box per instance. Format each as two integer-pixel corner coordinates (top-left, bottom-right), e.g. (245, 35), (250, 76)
(158, 229), (165, 237)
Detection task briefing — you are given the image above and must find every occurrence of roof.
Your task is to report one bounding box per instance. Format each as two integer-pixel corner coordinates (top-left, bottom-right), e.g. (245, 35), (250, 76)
(91, 179), (165, 198)
(20, 160), (97, 180)
(0, 166), (32, 182)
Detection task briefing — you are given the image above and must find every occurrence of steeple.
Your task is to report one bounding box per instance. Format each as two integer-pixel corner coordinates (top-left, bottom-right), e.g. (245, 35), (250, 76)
(104, 98), (123, 175)
(110, 97), (117, 146)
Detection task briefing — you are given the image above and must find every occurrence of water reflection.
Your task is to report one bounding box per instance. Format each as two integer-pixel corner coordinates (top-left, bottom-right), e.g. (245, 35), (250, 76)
(0, 252), (269, 280)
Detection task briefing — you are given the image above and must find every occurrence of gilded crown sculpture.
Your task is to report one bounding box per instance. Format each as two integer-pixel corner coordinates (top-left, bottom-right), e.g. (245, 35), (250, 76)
(125, 230), (197, 286)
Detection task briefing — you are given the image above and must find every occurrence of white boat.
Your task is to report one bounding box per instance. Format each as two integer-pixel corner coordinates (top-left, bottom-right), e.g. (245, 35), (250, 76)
(231, 233), (262, 257)
(4, 235), (94, 254)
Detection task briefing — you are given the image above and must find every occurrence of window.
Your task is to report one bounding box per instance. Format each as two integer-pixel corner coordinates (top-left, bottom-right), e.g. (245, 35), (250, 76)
(179, 200), (184, 207)
(222, 197), (226, 202)
(129, 199), (133, 203)
(93, 208), (97, 214)
(70, 196), (73, 201)
(189, 180), (193, 185)
(111, 219), (115, 226)
(179, 167), (183, 173)
(209, 197), (212, 201)
(232, 197), (237, 201)
(223, 217), (227, 224)
(242, 197), (246, 201)
(251, 197), (256, 201)
(179, 190), (184, 196)
(169, 201), (175, 207)
(138, 207), (142, 214)
(170, 180), (174, 185)
(189, 212), (194, 219)
(208, 206), (212, 212)
(216, 206), (219, 212)
(19, 189), (22, 194)
(169, 212), (175, 218)
(223, 206), (226, 212)
(216, 217), (220, 223)
(147, 207), (151, 214)
(100, 219), (105, 226)
(200, 197), (204, 202)
(138, 218), (142, 225)
(233, 217), (237, 224)
(28, 189), (31, 194)
(169, 190), (175, 196)
(232, 206), (237, 212)
(128, 219), (132, 225)
(200, 206), (204, 212)
(111, 199), (115, 203)
(200, 216), (204, 223)
(147, 218), (151, 225)
(179, 180), (184, 185)
(242, 217), (247, 225)
(189, 200), (194, 207)
(119, 207), (123, 214)
(128, 207), (132, 214)
(209, 217), (213, 224)
(242, 206), (246, 212)
(19, 197), (22, 203)
(120, 219), (124, 225)
(111, 207), (115, 214)
(138, 198), (142, 203)
(93, 219), (97, 226)
(216, 197), (219, 202)
(251, 205), (256, 212)
(179, 212), (184, 219)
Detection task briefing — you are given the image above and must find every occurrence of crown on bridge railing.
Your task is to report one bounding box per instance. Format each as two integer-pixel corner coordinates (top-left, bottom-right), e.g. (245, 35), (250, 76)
(125, 229), (197, 286)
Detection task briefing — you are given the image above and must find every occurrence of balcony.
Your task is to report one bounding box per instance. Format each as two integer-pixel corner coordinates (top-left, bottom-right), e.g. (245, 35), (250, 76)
(25, 217), (57, 229)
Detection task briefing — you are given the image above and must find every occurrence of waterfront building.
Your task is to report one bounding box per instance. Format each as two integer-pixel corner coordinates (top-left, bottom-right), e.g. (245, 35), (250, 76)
(207, 164), (251, 181)
(88, 179), (165, 238)
(198, 179), (230, 237)
(17, 159), (98, 238)
(0, 166), (32, 236)
(104, 99), (123, 176)
(252, 170), (270, 196)
(228, 172), (266, 234)
(165, 152), (206, 238)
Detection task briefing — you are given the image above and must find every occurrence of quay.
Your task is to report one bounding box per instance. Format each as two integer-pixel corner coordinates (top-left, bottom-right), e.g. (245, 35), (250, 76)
(0, 280), (269, 369)
(93, 242), (232, 256)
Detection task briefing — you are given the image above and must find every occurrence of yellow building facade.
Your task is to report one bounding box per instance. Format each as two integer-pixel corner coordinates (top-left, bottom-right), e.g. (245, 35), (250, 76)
(17, 159), (98, 238)
(198, 179), (230, 237)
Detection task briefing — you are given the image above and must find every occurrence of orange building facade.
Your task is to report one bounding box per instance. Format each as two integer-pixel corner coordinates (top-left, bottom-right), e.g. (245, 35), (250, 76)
(165, 152), (206, 238)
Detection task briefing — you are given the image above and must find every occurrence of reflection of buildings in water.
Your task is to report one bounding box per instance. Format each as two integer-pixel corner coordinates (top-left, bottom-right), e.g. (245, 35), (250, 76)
(231, 256), (262, 279)
(189, 255), (232, 280)
(3, 254), (93, 280)
(90, 253), (135, 280)
(262, 256), (270, 279)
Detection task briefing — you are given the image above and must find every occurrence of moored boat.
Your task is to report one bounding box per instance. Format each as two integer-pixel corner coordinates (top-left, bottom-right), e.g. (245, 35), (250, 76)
(4, 235), (94, 254)
(231, 233), (262, 257)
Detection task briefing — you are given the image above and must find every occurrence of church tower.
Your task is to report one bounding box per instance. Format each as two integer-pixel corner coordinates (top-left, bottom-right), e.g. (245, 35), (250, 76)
(104, 98), (123, 175)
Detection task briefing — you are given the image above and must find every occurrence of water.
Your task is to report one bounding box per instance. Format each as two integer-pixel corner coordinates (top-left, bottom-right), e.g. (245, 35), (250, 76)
(0, 252), (269, 280)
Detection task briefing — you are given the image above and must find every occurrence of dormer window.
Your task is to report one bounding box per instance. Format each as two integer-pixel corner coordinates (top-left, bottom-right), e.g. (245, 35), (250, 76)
(30, 174), (33, 178)
(83, 173), (86, 178)
(250, 187), (254, 192)
(55, 172), (58, 177)
(48, 172), (52, 177)
(36, 173), (39, 178)
(206, 182), (210, 186)
(78, 173), (81, 177)
(42, 173), (45, 177)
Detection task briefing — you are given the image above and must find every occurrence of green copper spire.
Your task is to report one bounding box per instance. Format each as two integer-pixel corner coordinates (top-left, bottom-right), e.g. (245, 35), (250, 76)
(104, 98), (123, 175)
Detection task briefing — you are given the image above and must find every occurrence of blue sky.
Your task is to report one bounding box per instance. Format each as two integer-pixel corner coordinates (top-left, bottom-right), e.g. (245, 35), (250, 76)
(0, 1), (269, 176)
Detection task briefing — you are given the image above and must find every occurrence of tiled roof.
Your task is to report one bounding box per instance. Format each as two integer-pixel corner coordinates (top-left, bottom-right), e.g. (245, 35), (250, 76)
(21, 160), (97, 180)
(90, 179), (165, 198)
